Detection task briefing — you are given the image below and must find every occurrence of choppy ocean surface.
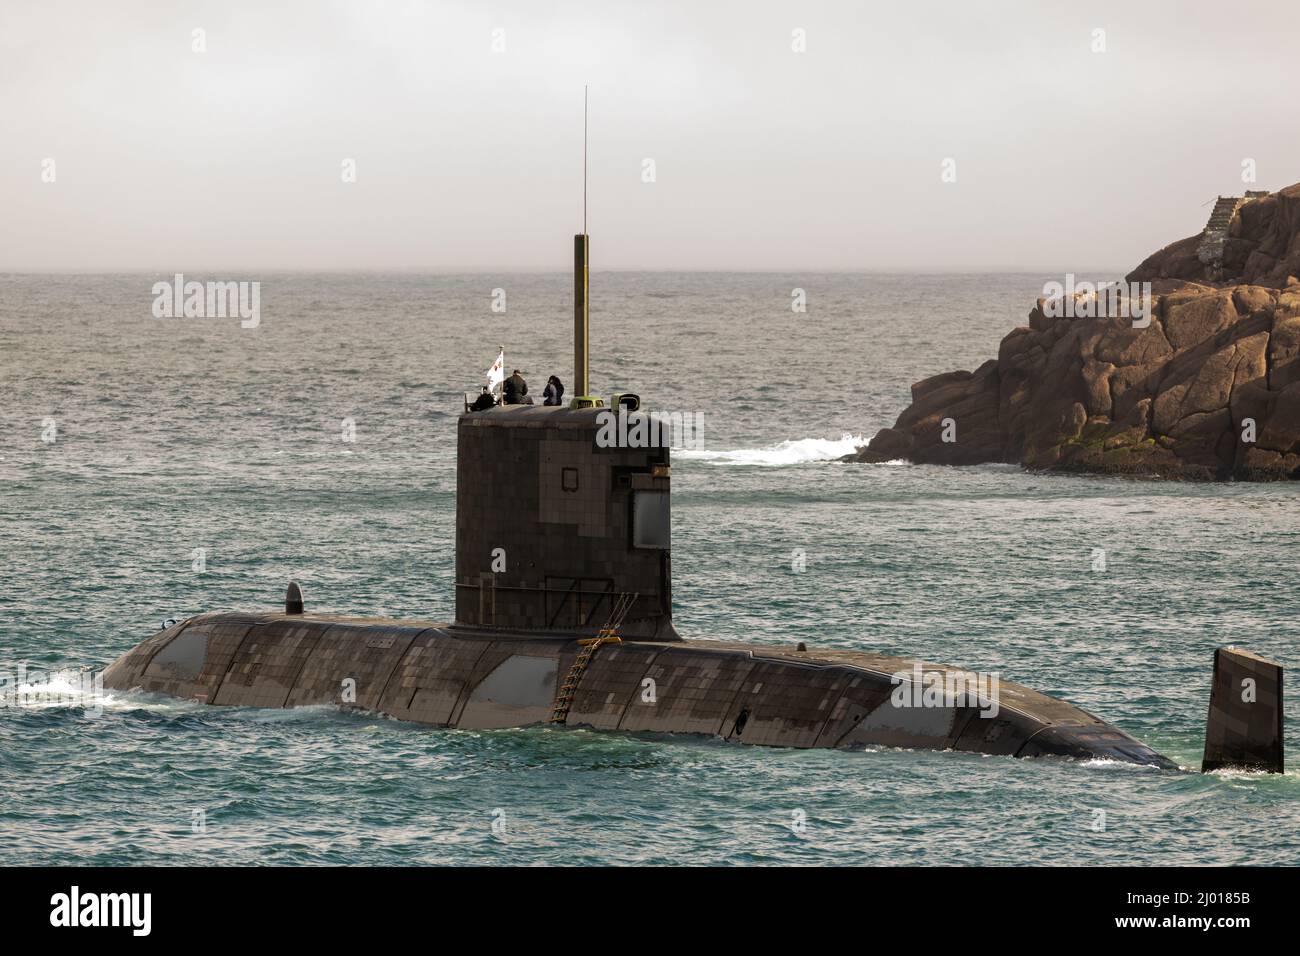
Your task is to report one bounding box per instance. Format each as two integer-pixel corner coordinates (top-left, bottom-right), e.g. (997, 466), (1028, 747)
(1, 272), (1297, 866)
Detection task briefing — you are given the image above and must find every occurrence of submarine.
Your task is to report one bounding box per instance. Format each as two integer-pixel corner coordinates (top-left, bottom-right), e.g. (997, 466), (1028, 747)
(103, 158), (1285, 775)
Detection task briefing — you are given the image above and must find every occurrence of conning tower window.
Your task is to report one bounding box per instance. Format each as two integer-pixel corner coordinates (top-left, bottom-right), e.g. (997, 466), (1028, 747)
(632, 490), (669, 549)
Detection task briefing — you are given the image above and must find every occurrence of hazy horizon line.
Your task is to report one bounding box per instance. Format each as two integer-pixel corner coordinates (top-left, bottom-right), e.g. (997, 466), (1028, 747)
(0, 265), (1137, 277)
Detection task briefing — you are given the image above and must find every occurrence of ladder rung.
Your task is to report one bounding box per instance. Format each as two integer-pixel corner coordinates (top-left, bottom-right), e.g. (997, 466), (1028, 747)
(548, 596), (636, 725)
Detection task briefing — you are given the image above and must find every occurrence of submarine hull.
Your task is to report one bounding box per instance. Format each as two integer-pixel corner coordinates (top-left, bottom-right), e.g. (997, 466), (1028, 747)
(102, 611), (1177, 768)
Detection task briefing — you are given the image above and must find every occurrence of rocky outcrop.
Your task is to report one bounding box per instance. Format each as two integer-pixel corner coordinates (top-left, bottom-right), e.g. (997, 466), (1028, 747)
(1129, 185), (1300, 288)
(845, 183), (1300, 479)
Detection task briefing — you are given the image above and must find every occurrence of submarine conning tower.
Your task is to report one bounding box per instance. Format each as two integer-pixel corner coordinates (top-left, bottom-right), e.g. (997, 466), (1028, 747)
(453, 222), (678, 641)
(453, 405), (676, 640)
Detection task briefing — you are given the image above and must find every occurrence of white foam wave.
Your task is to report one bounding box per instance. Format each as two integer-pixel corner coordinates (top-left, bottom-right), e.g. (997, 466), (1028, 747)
(675, 433), (867, 466)
(4, 667), (109, 713)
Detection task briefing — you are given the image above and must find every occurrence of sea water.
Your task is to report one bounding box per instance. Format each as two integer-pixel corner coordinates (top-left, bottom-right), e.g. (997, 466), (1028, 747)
(1, 272), (1297, 865)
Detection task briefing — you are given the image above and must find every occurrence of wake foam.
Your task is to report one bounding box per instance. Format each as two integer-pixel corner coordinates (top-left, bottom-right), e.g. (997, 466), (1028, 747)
(675, 433), (867, 466)
(4, 667), (109, 712)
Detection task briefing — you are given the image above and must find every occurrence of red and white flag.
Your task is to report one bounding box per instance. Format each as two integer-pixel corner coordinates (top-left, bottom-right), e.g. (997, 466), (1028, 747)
(486, 349), (505, 393)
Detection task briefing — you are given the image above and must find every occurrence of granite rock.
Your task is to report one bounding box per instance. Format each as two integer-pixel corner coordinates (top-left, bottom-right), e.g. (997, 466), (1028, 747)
(845, 183), (1300, 479)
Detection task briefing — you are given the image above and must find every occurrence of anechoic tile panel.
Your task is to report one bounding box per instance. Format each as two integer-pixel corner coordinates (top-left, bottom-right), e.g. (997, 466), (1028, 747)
(284, 624), (426, 711)
(721, 661), (855, 748)
(565, 643), (664, 731)
(134, 616), (262, 703)
(814, 671), (899, 748)
(454, 638), (570, 729)
(616, 647), (755, 736)
(378, 629), (489, 726)
(213, 619), (331, 708)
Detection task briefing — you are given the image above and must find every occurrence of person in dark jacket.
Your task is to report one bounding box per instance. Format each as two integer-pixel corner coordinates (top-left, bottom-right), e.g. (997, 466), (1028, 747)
(503, 369), (528, 405)
(470, 386), (495, 412)
(543, 375), (565, 406)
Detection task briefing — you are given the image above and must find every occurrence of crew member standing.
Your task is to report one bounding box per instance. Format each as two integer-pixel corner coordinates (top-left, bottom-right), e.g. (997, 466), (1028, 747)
(543, 375), (565, 406)
(503, 369), (529, 405)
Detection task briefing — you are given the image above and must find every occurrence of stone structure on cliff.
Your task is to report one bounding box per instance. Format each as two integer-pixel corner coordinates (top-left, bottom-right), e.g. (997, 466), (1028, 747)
(845, 182), (1300, 479)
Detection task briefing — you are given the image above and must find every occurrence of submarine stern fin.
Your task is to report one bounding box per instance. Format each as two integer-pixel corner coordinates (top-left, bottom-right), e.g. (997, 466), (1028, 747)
(1202, 646), (1284, 774)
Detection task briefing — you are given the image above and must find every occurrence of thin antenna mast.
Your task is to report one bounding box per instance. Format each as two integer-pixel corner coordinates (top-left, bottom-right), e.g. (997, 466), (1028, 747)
(583, 85), (588, 234)
(574, 87), (590, 398)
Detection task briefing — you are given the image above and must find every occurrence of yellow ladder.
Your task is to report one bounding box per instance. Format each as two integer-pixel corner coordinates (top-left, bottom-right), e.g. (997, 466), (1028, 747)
(549, 593), (635, 725)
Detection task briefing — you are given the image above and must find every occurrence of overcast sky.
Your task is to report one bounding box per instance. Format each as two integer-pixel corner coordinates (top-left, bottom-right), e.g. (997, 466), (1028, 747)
(2, 0), (1296, 272)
